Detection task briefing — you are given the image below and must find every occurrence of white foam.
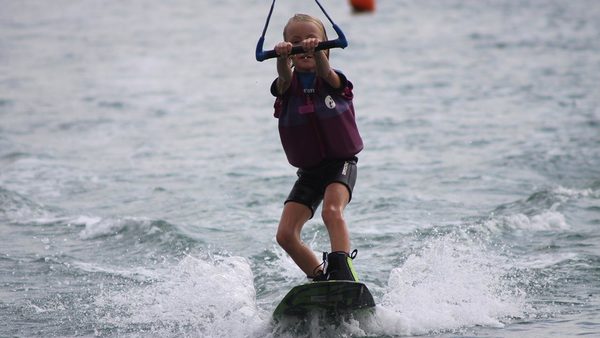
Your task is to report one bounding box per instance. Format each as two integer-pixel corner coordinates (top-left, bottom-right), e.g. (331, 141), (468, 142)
(71, 260), (156, 280)
(484, 210), (570, 232)
(78, 216), (154, 240)
(95, 254), (268, 337)
(67, 215), (102, 227)
(553, 185), (597, 199)
(366, 235), (527, 336)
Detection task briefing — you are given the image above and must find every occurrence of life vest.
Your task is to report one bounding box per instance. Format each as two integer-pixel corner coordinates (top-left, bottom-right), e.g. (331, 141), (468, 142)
(272, 70), (363, 169)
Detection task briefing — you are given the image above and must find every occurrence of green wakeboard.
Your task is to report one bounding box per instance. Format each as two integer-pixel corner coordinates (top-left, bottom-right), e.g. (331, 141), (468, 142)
(273, 281), (375, 319)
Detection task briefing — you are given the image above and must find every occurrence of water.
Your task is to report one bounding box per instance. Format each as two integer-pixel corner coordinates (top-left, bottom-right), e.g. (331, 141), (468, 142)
(1, 0), (599, 336)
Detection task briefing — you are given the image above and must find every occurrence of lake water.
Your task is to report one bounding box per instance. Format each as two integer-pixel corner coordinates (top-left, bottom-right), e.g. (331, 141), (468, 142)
(1, 0), (599, 337)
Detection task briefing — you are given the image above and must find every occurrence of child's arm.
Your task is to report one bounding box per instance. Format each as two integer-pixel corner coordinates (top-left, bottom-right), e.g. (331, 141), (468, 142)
(314, 51), (341, 89)
(303, 38), (341, 89)
(274, 42), (293, 95)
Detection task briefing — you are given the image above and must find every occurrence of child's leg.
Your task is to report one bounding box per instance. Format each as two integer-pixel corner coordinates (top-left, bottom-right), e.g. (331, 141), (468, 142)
(321, 182), (359, 281)
(321, 182), (351, 253)
(276, 201), (322, 277)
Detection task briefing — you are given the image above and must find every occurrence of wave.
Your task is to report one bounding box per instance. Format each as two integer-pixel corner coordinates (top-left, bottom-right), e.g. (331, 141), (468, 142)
(73, 215), (202, 258)
(493, 185), (595, 215)
(78, 216), (165, 240)
(89, 231), (533, 337)
(367, 233), (528, 336)
(1, 186), (199, 260)
(484, 210), (569, 232)
(0, 187), (57, 224)
(480, 185), (599, 233)
(94, 254), (267, 337)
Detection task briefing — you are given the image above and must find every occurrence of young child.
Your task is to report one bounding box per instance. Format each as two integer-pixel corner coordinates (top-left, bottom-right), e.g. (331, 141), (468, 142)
(271, 14), (363, 281)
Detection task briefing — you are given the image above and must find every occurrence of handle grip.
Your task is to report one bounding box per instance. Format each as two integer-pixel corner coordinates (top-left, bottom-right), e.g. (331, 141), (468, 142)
(255, 24), (347, 62)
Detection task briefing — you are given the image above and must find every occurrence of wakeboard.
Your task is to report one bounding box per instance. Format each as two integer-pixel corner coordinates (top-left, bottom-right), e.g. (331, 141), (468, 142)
(273, 281), (375, 319)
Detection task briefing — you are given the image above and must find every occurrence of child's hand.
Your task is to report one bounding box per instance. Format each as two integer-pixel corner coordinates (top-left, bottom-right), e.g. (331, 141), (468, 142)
(275, 42), (293, 58)
(300, 38), (320, 54)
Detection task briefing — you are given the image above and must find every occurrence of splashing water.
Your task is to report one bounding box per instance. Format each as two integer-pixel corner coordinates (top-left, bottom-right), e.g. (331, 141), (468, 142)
(369, 233), (528, 336)
(94, 255), (268, 337)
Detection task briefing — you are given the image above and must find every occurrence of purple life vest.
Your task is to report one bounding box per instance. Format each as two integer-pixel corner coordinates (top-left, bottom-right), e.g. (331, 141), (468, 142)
(272, 70), (363, 169)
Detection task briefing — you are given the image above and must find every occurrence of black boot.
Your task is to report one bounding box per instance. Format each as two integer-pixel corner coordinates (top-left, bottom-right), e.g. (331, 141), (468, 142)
(326, 250), (359, 281)
(310, 250), (360, 282)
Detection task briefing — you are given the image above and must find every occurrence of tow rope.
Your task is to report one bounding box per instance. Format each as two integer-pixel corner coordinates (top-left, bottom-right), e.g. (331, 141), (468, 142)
(255, 0), (348, 62)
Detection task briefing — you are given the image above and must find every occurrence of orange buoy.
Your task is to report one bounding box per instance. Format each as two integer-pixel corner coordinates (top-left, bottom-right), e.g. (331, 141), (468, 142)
(349, 0), (375, 12)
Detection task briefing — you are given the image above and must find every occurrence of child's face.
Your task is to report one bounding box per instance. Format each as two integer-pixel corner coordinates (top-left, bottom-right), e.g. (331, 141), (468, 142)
(285, 20), (325, 72)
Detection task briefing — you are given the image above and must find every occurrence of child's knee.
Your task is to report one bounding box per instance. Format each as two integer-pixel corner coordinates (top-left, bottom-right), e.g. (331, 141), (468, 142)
(321, 206), (344, 226)
(276, 227), (295, 249)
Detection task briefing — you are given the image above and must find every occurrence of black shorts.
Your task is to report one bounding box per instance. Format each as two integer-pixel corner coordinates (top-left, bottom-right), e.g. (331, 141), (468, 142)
(285, 157), (358, 218)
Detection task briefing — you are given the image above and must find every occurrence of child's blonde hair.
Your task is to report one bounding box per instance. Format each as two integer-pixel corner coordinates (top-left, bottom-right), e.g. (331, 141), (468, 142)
(283, 14), (329, 42)
(283, 14), (329, 59)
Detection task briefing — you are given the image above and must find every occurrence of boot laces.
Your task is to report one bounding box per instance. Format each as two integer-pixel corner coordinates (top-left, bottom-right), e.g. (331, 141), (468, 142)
(310, 252), (329, 281)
